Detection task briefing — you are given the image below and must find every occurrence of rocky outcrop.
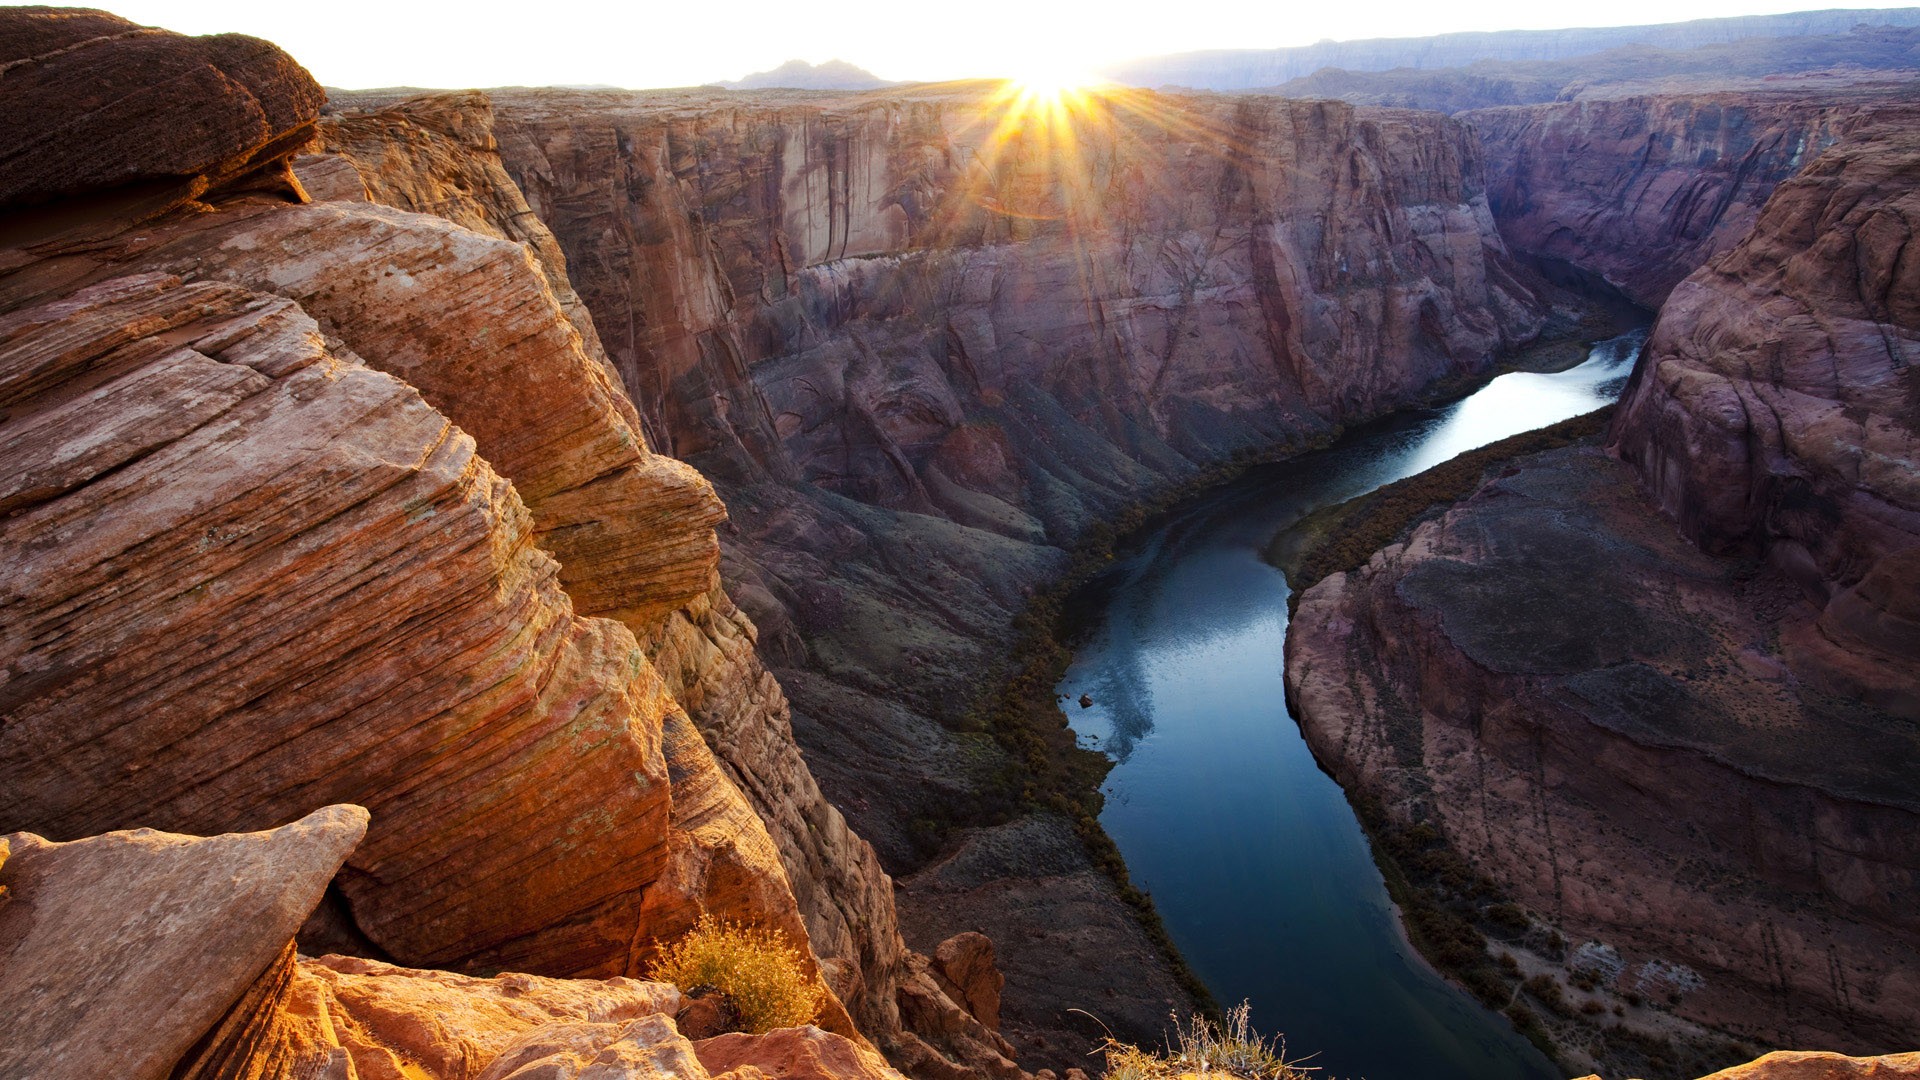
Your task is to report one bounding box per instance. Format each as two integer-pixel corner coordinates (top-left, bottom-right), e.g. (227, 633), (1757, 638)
(298, 91), (1012, 1077)
(0, 11), (851, 1042)
(294, 954), (908, 1080)
(1285, 117), (1920, 1071)
(0, 8), (322, 248)
(0, 805), (367, 1080)
(1578, 1050), (1920, 1080)
(1612, 106), (1920, 717)
(1693, 1051), (1920, 1080)
(3, 805), (905, 1080)
(1469, 86), (1915, 306)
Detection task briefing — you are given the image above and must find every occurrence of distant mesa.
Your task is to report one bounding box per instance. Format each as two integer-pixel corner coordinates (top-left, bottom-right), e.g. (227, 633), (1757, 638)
(724, 59), (894, 90)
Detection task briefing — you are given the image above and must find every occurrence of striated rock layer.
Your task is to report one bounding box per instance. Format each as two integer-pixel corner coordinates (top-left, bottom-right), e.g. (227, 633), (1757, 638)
(297, 91), (1018, 1078)
(0, 9), (859, 1049)
(1286, 113), (1920, 1069)
(1468, 84), (1920, 306)
(1612, 106), (1920, 717)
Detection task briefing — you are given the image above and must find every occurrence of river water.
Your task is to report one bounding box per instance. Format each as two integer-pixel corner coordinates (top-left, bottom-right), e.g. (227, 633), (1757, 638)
(1057, 333), (1646, 1080)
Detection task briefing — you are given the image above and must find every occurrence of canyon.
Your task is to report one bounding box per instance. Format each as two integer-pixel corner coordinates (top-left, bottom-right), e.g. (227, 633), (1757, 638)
(0, 5), (1915, 1080)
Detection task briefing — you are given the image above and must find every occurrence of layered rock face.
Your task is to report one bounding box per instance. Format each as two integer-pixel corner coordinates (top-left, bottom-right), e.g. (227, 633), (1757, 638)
(1612, 107), (1920, 717)
(0, 6), (321, 248)
(0, 8), (862, 1044)
(1468, 86), (1919, 306)
(298, 91), (1018, 1076)
(1286, 114), (1920, 1069)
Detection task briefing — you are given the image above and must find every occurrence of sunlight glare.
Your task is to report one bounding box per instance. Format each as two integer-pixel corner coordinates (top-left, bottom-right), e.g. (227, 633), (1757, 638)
(1006, 67), (1104, 103)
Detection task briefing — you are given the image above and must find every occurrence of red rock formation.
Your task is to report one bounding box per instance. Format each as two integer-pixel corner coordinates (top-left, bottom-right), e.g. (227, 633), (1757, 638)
(697, 1026), (906, 1080)
(0, 8), (322, 248)
(1469, 86), (1914, 305)
(301, 90), (1018, 1080)
(0, 805), (367, 1080)
(1286, 116), (1920, 1069)
(1612, 106), (1920, 717)
(0, 13), (849, 1041)
(1693, 1051), (1920, 1080)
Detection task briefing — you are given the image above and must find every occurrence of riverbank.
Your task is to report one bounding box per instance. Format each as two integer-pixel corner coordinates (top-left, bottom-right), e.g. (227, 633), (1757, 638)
(911, 308), (1644, 1071)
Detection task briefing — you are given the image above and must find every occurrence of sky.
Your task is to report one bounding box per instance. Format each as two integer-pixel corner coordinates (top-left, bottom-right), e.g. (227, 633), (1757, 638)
(53, 0), (1920, 89)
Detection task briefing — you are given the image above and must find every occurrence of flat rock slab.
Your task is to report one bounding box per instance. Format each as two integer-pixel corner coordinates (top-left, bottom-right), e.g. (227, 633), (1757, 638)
(0, 804), (367, 1080)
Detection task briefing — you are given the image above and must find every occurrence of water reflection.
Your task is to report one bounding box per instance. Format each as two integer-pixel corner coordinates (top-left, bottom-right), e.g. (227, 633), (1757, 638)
(1058, 334), (1644, 1080)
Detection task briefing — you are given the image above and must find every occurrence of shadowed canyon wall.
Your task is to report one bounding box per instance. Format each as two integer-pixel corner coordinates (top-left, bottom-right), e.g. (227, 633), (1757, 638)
(1469, 84), (1920, 306)
(1287, 105), (1920, 1071)
(471, 80), (1545, 841)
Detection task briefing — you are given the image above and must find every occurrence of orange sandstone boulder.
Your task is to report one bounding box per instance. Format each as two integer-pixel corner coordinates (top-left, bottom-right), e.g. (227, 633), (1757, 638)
(0, 804), (367, 1080)
(698, 1026), (909, 1080)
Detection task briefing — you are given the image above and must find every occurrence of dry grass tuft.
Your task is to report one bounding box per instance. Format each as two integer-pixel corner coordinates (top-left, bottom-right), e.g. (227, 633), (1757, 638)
(647, 915), (823, 1034)
(1102, 1002), (1316, 1080)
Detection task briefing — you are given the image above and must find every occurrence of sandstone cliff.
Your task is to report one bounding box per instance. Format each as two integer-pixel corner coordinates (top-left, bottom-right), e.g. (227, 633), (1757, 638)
(1612, 106), (1920, 717)
(1286, 111), (1920, 1076)
(0, 808), (906, 1080)
(0, 7), (861, 1045)
(297, 90), (1019, 1077)
(1468, 85), (1920, 306)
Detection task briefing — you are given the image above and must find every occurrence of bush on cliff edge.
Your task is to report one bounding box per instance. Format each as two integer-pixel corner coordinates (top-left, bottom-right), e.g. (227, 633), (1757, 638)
(648, 915), (823, 1034)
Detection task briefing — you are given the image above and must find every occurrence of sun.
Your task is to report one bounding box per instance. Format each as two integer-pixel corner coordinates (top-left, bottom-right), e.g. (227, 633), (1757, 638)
(1005, 67), (1104, 103)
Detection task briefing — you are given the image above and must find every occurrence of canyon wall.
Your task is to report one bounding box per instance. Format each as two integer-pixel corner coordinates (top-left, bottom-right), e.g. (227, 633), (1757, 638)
(1286, 107), (1920, 1074)
(0, 14), (1031, 1078)
(1468, 85), (1919, 306)
(294, 92), (1019, 1076)
(476, 81), (1545, 846)
(460, 83), (1551, 1058)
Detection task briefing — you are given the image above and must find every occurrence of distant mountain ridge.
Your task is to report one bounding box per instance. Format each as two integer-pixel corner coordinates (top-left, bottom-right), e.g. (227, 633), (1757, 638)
(1265, 23), (1920, 112)
(724, 59), (893, 90)
(1103, 7), (1920, 90)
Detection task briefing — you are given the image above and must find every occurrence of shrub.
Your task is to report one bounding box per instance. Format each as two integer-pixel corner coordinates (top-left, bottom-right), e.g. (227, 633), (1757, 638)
(647, 915), (823, 1034)
(1102, 1002), (1310, 1080)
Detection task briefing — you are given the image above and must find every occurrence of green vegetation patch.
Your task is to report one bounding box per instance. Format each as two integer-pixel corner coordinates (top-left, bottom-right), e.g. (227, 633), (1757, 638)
(1269, 406), (1615, 602)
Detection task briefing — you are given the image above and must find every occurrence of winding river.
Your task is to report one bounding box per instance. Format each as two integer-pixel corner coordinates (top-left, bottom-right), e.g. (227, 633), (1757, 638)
(1057, 332), (1646, 1080)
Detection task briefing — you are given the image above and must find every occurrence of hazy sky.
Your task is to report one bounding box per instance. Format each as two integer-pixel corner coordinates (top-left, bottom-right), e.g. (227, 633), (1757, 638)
(63, 0), (1920, 89)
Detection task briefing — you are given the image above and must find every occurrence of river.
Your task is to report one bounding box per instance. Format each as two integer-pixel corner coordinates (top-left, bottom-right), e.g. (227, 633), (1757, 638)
(1057, 332), (1647, 1080)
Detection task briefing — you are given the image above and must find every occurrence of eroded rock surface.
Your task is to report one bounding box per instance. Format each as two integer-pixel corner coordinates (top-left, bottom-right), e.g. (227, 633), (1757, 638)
(1613, 106), (1920, 717)
(1469, 85), (1920, 305)
(0, 8), (322, 247)
(1288, 444), (1920, 1064)
(0, 13), (845, 1041)
(0, 805), (367, 1080)
(301, 91), (1019, 1078)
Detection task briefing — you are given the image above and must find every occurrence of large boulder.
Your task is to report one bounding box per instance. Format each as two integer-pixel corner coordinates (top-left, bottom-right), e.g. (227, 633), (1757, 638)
(0, 7), (322, 241)
(0, 804), (367, 1080)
